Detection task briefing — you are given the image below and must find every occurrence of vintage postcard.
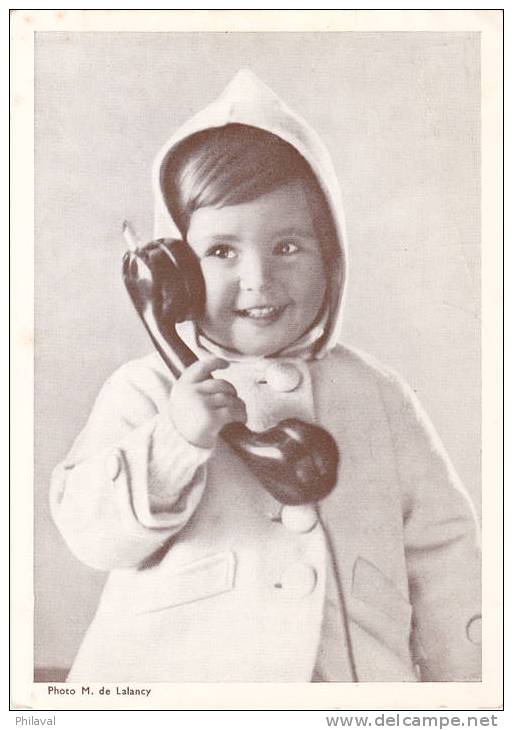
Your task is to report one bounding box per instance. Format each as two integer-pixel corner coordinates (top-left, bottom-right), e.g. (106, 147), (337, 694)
(10, 9), (503, 712)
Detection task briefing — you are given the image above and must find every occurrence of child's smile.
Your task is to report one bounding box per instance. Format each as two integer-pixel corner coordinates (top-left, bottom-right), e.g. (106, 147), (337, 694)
(235, 304), (285, 322)
(186, 181), (327, 356)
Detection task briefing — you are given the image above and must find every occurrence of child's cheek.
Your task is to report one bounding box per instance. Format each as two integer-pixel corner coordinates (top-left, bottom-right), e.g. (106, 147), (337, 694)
(294, 254), (326, 290)
(200, 269), (234, 321)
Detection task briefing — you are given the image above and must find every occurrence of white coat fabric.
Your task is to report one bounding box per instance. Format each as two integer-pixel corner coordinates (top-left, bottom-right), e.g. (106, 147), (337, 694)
(50, 70), (481, 683)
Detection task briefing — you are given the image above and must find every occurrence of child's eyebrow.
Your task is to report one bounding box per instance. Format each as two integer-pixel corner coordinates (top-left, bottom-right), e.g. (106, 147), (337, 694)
(193, 234), (240, 244)
(274, 226), (316, 239)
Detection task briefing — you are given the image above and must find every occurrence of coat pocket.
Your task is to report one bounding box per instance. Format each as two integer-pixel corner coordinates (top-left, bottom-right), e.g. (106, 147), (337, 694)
(352, 556), (412, 628)
(134, 551), (236, 614)
(350, 557), (416, 677)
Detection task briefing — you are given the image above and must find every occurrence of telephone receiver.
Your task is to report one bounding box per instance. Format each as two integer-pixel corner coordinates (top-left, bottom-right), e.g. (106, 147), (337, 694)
(122, 236), (339, 506)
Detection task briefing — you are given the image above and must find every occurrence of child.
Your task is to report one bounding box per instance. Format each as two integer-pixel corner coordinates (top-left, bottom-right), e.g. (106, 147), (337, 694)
(51, 69), (481, 683)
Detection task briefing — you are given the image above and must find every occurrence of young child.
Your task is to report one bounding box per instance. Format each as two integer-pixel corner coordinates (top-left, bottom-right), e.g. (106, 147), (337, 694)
(51, 70), (481, 683)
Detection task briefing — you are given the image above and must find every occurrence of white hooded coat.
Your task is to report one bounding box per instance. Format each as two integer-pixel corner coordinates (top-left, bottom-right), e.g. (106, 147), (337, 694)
(50, 70), (481, 682)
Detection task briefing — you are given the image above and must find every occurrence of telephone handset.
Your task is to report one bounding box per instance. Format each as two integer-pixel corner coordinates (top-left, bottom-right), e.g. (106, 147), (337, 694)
(122, 236), (339, 506)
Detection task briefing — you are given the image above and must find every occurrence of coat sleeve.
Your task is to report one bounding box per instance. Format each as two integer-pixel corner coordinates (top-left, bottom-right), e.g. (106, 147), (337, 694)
(50, 359), (212, 571)
(379, 373), (481, 681)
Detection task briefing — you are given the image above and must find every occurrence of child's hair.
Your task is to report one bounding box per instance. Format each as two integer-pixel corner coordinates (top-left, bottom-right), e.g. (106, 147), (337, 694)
(160, 124), (339, 271)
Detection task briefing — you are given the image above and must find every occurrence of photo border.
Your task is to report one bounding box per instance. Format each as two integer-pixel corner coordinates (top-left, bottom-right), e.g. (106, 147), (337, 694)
(10, 8), (503, 711)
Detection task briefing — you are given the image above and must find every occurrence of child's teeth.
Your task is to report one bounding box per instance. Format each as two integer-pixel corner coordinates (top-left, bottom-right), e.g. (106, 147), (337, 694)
(244, 306), (277, 318)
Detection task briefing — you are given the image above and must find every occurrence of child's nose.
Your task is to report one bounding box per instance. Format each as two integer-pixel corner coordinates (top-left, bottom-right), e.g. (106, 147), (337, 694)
(238, 253), (273, 291)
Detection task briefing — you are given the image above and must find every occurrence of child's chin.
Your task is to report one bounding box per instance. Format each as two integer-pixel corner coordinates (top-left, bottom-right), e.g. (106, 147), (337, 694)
(202, 323), (290, 357)
(242, 344), (278, 357)
(232, 333), (288, 357)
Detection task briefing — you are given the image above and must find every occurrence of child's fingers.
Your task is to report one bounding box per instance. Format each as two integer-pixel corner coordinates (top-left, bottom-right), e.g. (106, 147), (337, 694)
(208, 391), (243, 409)
(215, 399), (247, 425)
(180, 357), (229, 384)
(198, 379), (238, 397)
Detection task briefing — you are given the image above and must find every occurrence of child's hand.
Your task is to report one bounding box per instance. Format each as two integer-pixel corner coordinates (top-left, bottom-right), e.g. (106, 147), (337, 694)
(169, 357), (247, 449)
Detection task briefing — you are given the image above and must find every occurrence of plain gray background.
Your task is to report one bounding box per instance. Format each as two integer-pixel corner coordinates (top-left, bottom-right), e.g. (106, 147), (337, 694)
(34, 31), (480, 672)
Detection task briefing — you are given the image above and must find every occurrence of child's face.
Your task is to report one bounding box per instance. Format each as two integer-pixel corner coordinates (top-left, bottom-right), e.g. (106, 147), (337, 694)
(186, 181), (327, 356)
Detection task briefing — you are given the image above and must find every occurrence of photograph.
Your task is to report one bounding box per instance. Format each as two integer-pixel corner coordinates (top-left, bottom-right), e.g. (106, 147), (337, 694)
(10, 9), (502, 713)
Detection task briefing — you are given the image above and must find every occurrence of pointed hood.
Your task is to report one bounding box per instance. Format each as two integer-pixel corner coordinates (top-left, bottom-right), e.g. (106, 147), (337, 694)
(152, 69), (348, 356)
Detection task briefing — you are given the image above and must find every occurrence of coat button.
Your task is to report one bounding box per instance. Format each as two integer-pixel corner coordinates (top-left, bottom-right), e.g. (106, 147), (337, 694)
(277, 563), (317, 598)
(466, 615), (482, 644)
(281, 504), (318, 533)
(263, 362), (302, 392)
(106, 450), (122, 480)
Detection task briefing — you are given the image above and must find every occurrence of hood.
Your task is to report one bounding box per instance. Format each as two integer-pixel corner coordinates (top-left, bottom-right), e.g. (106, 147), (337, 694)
(152, 69), (347, 357)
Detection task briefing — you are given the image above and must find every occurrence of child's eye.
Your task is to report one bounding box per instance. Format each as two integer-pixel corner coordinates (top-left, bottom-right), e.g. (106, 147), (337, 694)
(275, 240), (300, 255)
(205, 244), (236, 259)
